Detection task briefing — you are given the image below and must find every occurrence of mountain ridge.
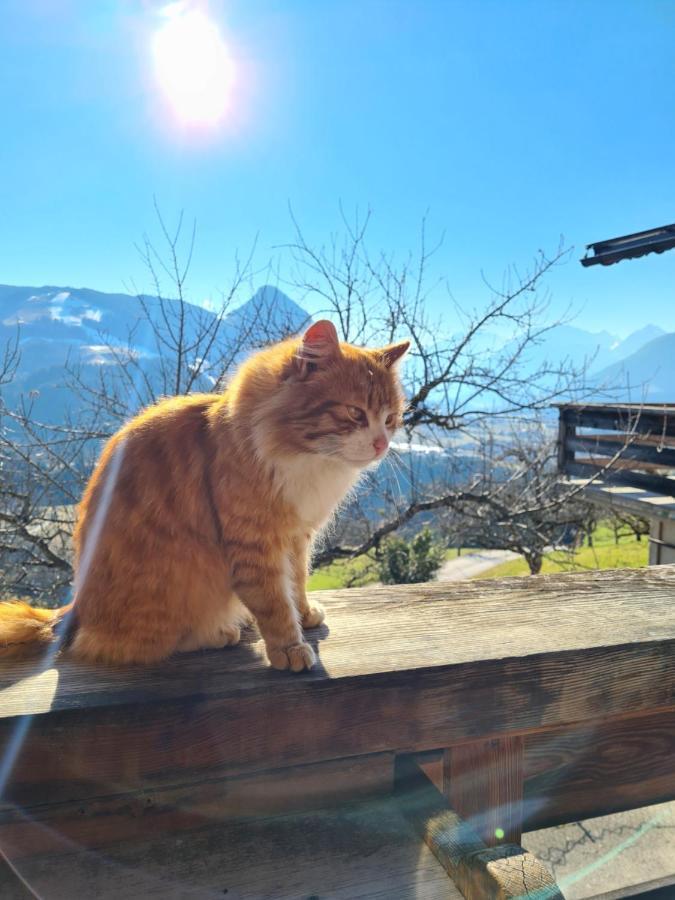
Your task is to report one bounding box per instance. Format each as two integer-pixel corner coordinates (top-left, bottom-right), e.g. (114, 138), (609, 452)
(1, 281), (672, 412)
(0, 282), (310, 420)
(594, 330), (675, 403)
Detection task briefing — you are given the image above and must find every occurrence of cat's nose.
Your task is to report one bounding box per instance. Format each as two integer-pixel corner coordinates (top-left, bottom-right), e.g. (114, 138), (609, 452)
(373, 435), (388, 456)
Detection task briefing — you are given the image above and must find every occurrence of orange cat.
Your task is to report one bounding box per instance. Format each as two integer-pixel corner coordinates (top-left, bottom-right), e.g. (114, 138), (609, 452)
(0, 321), (408, 671)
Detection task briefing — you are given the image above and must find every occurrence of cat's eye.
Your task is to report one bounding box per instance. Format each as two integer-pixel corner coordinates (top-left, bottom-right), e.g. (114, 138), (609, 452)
(346, 405), (367, 424)
(385, 413), (396, 428)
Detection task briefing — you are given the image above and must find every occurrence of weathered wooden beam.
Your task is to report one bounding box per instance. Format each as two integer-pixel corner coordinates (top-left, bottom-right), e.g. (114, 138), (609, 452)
(560, 407), (675, 438)
(395, 755), (563, 900)
(415, 708), (675, 832)
(576, 432), (675, 449)
(1, 797), (467, 900)
(523, 708), (675, 829)
(1, 568), (674, 810)
(3, 640), (673, 810)
(444, 736), (524, 847)
(0, 752), (394, 860)
(566, 461), (675, 497)
(557, 408), (575, 472)
(568, 436), (675, 469)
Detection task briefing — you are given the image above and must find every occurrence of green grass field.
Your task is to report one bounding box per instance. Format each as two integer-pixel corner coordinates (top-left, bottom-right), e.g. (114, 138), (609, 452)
(307, 525), (648, 589)
(307, 546), (473, 591)
(476, 523), (648, 579)
(307, 554), (379, 591)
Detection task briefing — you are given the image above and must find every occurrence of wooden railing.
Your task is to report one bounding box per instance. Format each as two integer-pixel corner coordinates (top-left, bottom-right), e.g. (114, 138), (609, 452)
(1, 568), (674, 898)
(557, 402), (675, 497)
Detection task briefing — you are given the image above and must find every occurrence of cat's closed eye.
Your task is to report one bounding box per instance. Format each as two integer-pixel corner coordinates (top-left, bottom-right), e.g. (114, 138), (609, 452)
(346, 405), (367, 424)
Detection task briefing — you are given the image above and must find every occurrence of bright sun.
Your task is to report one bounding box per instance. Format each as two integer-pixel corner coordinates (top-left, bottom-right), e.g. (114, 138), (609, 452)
(152, 6), (234, 126)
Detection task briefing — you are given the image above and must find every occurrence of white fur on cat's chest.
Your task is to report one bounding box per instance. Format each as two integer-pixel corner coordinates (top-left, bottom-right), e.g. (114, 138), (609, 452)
(275, 455), (359, 529)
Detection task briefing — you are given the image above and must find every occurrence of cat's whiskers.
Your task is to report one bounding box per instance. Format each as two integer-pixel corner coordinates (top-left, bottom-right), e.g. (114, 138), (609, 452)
(381, 448), (407, 512)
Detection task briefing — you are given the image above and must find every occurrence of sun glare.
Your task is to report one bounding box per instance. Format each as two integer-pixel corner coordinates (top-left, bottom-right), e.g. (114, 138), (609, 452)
(152, 6), (234, 126)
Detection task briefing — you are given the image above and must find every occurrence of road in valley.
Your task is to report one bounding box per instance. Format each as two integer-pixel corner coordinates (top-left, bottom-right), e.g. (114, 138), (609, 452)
(436, 549), (520, 581)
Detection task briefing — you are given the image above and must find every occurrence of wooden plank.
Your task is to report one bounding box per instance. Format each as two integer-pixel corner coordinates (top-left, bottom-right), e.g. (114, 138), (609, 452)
(575, 432), (675, 450)
(0, 752), (394, 860)
(2, 640), (673, 809)
(573, 455), (675, 476)
(1, 568), (674, 808)
(573, 482), (675, 523)
(522, 709), (675, 829)
(566, 461), (675, 497)
(558, 409), (575, 470)
(0, 797), (463, 900)
(3, 565), (674, 718)
(568, 436), (675, 469)
(561, 408), (675, 438)
(395, 756), (563, 899)
(416, 709), (675, 830)
(444, 737), (524, 847)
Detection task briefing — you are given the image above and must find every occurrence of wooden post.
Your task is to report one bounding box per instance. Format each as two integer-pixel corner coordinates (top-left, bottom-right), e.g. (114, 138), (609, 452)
(396, 755), (563, 900)
(444, 736), (524, 847)
(650, 520), (662, 565)
(557, 408), (574, 473)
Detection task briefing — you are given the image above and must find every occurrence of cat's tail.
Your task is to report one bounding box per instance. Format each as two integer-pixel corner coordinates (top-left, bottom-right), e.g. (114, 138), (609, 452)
(0, 600), (75, 658)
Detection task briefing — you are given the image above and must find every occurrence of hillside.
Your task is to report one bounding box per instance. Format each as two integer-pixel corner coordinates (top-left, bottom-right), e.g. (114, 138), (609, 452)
(0, 283), (310, 420)
(501, 322), (666, 378)
(594, 331), (675, 403)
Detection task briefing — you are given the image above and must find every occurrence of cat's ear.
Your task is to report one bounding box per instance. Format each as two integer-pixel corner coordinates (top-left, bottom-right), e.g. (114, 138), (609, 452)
(377, 340), (410, 368)
(295, 320), (341, 378)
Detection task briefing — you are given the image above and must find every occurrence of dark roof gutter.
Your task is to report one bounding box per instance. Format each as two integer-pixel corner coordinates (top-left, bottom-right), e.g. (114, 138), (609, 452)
(580, 223), (675, 267)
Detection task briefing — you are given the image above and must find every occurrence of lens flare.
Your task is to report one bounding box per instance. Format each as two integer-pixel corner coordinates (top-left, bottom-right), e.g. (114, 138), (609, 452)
(152, 6), (234, 125)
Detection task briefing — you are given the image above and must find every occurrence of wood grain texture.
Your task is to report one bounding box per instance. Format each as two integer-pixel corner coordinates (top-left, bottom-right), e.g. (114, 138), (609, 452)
(1, 798), (463, 900)
(1, 567), (674, 811)
(522, 709), (675, 829)
(414, 709), (675, 831)
(0, 753), (394, 860)
(3, 565), (675, 717)
(395, 756), (563, 899)
(2, 640), (673, 810)
(444, 737), (524, 846)
(569, 436), (675, 468)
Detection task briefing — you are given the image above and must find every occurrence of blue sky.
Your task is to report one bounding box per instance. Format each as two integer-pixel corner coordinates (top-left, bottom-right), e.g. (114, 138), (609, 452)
(1, 0), (674, 337)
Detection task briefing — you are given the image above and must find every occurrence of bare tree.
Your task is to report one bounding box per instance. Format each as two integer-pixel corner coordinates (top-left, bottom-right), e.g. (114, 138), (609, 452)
(64, 202), (298, 429)
(608, 511), (650, 545)
(284, 208), (602, 568)
(0, 207), (301, 604)
(438, 421), (597, 575)
(0, 206), (618, 599)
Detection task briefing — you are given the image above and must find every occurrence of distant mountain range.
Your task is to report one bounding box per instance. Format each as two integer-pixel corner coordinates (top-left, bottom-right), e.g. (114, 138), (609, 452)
(0, 283), (309, 420)
(554, 322), (675, 403)
(500, 321), (674, 403)
(594, 331), (675, 403)
(1, 282), (673, 419)
(507, 322), (667, 375)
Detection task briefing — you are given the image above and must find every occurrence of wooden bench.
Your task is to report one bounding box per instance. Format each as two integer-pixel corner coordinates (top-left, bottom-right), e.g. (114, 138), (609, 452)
(1, 566), (674, 898)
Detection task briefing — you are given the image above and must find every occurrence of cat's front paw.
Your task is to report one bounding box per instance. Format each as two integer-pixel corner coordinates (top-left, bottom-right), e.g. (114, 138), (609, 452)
(301, 601), (325, 629)
(268, 642), (316, 672)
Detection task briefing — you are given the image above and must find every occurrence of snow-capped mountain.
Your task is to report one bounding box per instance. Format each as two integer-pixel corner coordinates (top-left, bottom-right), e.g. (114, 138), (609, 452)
(513, 323), (666, 375)
(0, 283), (310, 420)
(594, 331), (675, 403)
(1, 280), (671, 415)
